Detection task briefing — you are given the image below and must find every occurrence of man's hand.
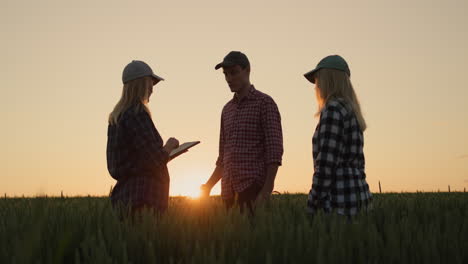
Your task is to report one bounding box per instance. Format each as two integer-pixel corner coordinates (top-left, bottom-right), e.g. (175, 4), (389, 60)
(201, 166), (223, 198)
(256, 164), (279, 205)
(256, 188), (271, 205)
(200, 184), (211, 198)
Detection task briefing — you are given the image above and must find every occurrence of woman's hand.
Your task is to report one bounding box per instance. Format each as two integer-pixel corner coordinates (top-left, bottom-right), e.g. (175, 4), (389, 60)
(163, 137), (180, 154)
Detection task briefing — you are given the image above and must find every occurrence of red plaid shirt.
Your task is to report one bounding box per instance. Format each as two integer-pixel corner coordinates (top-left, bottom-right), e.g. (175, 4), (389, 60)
(107, 105), (170, 211)
(216, 86), (283, 199)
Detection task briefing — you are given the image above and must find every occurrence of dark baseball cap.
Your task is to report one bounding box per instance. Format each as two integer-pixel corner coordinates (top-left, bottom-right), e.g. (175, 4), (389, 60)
(215, 51), (250, 70)
(122, 60), (165, 84)
(304, 55), (350, 83)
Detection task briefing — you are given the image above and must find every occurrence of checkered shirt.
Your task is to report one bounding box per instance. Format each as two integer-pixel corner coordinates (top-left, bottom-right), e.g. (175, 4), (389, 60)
(216, 86), (284, 200)
(307, 98), (372, 216)
(107, 105), (170, 211)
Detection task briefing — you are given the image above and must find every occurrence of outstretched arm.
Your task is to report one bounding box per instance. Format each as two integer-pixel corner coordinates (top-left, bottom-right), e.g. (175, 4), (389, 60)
(201, 165), (223, 197)
(201, 113), (225, 197)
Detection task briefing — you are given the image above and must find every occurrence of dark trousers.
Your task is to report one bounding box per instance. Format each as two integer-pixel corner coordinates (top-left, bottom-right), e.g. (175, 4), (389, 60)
(224, 183), (262, 216)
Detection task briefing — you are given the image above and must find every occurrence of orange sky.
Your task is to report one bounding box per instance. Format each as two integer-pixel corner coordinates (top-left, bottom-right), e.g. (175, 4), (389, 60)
(2, 0), (468, 197)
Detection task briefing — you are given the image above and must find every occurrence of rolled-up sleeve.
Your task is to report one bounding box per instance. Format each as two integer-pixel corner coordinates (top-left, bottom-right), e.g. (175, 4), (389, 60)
(261, 97), (284, 165)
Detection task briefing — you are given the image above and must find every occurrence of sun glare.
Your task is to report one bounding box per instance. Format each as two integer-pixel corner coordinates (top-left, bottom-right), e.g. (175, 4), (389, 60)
(169, 175), (203, 198)
(169, 171), (221, 198)
(184, 189), (201, 199)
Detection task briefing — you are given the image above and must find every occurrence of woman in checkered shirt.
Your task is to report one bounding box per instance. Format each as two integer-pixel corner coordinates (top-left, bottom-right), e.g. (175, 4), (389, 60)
(303, 55), (373, 217)
(107, 60), (180, 217)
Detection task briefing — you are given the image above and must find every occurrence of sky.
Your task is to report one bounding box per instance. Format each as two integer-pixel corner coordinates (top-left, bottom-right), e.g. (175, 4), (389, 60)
(1, 0), (468, 197)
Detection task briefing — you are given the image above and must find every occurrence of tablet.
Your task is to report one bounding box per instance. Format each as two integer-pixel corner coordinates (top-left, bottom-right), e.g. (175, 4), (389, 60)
(169, 141), (200, 160)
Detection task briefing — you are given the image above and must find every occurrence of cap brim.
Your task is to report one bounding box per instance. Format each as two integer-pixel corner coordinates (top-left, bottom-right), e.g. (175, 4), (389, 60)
(215, 61), (236, 70)
(303, 68), (319, 83)
(152, 73), (164, 81)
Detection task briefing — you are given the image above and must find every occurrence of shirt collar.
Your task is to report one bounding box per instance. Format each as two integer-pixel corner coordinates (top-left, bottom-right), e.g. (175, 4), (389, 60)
(233, 85), (256, 103)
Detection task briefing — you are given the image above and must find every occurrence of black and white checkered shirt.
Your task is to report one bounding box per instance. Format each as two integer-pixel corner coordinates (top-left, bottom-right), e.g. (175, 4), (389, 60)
(307, 98), (372, 216)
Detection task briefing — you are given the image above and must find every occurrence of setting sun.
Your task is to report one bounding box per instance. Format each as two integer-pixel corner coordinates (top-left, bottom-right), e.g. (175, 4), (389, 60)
(178, 187), (201, 199)
(168, 173), (218, 198)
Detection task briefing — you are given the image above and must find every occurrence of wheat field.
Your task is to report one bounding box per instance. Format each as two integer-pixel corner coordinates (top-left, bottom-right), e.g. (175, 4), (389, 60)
(1, 193), (467, 263)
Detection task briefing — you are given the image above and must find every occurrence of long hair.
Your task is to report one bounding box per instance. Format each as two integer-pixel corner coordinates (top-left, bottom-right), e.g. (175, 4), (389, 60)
(108, 76), (152, 125)
(314, 68), (367, 131)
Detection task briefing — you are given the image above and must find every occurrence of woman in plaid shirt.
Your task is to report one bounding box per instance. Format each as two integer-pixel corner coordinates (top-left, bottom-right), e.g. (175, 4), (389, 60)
(303, 55), (372, 217)
(107, 60), (180, 216)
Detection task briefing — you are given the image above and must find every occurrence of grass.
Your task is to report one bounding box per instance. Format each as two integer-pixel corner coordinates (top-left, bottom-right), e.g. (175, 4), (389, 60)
(1, 193), (467, 263)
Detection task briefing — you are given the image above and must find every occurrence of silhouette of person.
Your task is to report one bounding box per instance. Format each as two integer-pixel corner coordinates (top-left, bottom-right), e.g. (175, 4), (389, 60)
(107, 60), (179, 217)
(201, 51), (284, 216)
(303, 55), (372, 217)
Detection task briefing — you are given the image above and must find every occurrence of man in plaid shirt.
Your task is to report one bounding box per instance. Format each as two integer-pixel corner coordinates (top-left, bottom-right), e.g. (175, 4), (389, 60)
(201, 51), (283, 215)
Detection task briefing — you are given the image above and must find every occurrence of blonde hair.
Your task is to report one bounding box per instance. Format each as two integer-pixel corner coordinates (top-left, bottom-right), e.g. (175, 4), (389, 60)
(108, 76), (152, 125)
(314, 68), (367, 131)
